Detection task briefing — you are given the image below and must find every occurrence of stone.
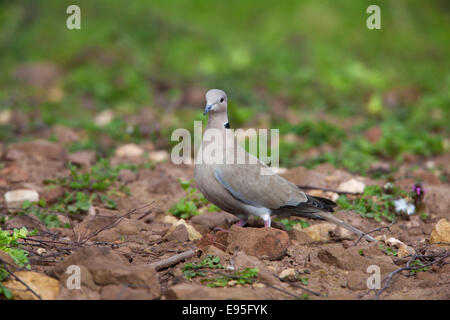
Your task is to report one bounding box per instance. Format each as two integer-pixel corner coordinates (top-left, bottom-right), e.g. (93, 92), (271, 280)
(397, 244), (415, 258)
(279, 268), (296, 279)
(68, 150), (97, 167)
(167, 219), (202, 241)
(215, 231), (229, 249)
(190, 211), (239, 233)
(148, 222), (172, 236)
(4, 215), (45, 231)
(166, 283), (285, 300)
(385, 237), (404, 248)
(4, 189), (39, 209)
(347, 271), (368, 291)
(52, 246), (160, 299)
(94, 109), (115, 127)
(304, 223), (336, 241)
(115, 218), (151, 235)
(5, 139), (67, 162)
(338, 178), (365, 194)
(85, 218), (155, 242)
(148, 150), (169, 163)
(201, 245), (231, 264)
(197, 231), (228, 252)
(227, 225), (289, 260)
(164, 224), (189, 242)
(289, 226), (314, 243)
(0, 109), (12, 124)
(158, 215), (179, 225)
(0, 165), (29, 182)
(115, 144), (144, 158)
(291, 222), (352, 242)
(232, 251), (280, 285)
(430, 219), (450, 246)
(2, 271), (59, 300)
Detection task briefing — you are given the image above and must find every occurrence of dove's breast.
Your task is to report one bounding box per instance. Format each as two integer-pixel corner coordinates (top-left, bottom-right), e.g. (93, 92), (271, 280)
(194, 162), (251, 219)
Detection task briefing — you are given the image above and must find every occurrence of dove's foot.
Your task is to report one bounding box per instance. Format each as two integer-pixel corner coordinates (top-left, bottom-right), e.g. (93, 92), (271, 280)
(235, 219), (248, 227)
(263, 216), (271, 228)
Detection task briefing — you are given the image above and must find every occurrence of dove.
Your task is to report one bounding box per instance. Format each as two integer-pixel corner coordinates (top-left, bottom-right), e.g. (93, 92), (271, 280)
(194, 89), (376, 242)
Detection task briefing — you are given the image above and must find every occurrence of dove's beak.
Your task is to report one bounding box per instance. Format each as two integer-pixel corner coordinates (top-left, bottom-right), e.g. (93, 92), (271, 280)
(204, 104), (214, 116)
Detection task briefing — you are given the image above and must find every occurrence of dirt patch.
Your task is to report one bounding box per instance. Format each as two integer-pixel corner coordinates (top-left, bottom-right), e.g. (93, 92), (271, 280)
(0, 139), (449, 300)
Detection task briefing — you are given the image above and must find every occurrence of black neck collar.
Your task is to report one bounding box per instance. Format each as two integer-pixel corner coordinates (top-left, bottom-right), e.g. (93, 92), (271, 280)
(224, 122), (230, 129)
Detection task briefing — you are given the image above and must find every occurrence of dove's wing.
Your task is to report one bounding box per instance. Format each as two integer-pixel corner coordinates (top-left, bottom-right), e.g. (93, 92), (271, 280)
(213, 158), (308, 210)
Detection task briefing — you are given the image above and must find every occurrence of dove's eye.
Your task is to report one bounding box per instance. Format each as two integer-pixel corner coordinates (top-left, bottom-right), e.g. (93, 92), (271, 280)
(220, 98), (224, 103)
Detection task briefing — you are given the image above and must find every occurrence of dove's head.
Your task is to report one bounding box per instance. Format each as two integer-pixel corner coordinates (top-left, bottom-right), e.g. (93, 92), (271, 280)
(204, 89), (227, 115)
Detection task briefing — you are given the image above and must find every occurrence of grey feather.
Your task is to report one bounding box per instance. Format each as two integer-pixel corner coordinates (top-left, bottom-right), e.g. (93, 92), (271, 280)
(194, 89), (377, 242)
(214, 168), (262, 207)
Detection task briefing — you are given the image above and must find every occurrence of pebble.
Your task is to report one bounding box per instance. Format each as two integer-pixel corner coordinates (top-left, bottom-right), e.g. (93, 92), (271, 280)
(94, 109), (114, 127)
(148, 150), (169, 163)
(338, 178), (365, 193)
(279, 268), (295, 279)
(4, 189), (39, 209)
(115, 144), (144, 158)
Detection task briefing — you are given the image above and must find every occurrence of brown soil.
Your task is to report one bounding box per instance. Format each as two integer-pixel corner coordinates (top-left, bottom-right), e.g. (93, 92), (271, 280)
(0, 139), (448, 300)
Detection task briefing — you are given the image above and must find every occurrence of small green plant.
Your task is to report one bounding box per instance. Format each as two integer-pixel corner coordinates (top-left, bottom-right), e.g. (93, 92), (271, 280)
(420, 213), (430, 222)
(297, 277), (309, 286)
(182, 255), (224, 279)
(182, 256), (259, 288)
(409, 259), (430, 275)
(58, 159), (118, 191)
(169, 179), (218, 219)
(0, 227), (35, 299)
(337, 184), (408, 222)
(13, 159), (139, 228)
(202, 267), (259, 288)
(379, 244), (398, 257)
(274, 218), (310, 231)
(42, 159), (132, 216)
(17, 200), (61, 228)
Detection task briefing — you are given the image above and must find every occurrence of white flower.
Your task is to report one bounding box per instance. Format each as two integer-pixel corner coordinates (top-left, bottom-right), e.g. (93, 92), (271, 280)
(394, 199), (415, 215)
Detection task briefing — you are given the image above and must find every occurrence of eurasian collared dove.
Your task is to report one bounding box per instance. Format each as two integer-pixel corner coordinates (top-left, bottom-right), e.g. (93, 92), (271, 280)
(194, 89), (376, 242)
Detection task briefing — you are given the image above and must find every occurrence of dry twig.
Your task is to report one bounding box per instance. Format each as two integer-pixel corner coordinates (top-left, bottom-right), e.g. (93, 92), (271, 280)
(374, 245), (449, 300)
(149, 249), (196, 271)
(0, 258), (42, 300)
(80, 202), (155, 244)
(353, 221), (394, 246)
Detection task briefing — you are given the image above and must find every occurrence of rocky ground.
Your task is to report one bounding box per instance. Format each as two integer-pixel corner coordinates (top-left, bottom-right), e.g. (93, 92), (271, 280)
(0, 138), (449, 300)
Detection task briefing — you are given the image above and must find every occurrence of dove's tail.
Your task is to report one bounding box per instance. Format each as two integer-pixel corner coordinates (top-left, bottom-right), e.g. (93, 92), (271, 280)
(312, 210), (377, 242)
(275, 194), (377, 242)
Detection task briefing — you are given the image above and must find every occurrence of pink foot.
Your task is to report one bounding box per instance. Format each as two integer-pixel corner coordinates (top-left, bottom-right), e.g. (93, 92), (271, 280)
(235, 219), (247, 227)
(263, 216), (271, 228)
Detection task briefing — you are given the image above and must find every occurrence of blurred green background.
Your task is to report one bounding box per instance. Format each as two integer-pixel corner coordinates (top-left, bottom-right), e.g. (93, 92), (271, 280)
(0, 0), (449, 176)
